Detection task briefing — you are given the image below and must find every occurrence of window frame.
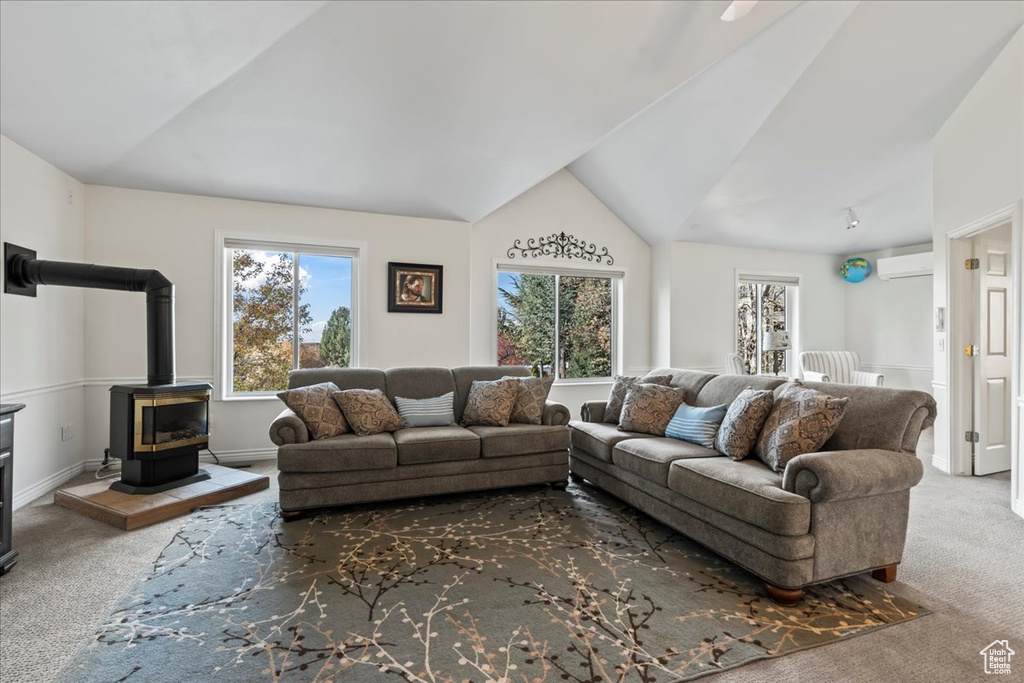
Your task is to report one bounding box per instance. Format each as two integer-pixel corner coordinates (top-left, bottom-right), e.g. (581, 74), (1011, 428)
(493, 259), (624, 384)
(734, 270), (801, 376)
(215, 232), (362, 401)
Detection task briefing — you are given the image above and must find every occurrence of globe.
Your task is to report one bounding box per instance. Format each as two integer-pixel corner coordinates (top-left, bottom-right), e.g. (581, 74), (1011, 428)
(840, 257), (872, 283)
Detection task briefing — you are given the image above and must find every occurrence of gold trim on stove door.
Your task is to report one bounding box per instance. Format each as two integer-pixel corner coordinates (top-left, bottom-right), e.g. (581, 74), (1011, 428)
(133, 392), (211, 452)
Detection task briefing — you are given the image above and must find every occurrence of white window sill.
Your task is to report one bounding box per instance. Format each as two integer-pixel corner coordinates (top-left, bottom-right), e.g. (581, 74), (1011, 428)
(551, 379), (615, 387)
(217, 393), (282, 402)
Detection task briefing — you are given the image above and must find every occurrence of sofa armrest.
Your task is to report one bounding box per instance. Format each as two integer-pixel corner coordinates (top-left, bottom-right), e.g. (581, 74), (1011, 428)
(782, 449), (923, 503)
(542, 400), (571, 426)
(580, 401), (607, 423)
(852, 370), (885, 386)
(803, 371), (830, 382)
(269, 408), (310, 446)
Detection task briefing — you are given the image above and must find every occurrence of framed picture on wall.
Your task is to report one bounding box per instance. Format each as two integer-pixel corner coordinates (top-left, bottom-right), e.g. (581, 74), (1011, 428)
(387, 262), (443, 314)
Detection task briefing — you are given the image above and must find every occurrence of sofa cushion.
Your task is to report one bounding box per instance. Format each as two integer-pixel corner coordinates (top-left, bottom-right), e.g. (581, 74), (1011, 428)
(695, 374), (786, 408)
(276, 382), (348, 440)
(603, 375), (672, 424)
(277, 433), (397, 473)
(570, 421), (656, 462)
(612, 438), (719, 486)
(644, 368), (717, 405)
(757, 384), (849, 473)
(333, 389), (406, 436)
(503, 375), (554, 425)
(467, 424), (569, 458)
(289, 367), (386, 392)
(461, 378), (519, 427)
(618, 384), (687, 435)
(665, 403), (728, 448)
(395, 392), (456, 427)
(715, 388), (775, 461)
(667, 458), (811, 536)
(384, 367), (457, 405)
(393, 426), (481, 465)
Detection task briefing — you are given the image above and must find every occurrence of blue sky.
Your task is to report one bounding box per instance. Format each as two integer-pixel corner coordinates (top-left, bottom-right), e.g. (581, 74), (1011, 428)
(300, 254), (352, 343)
(497, 272), (517, 314)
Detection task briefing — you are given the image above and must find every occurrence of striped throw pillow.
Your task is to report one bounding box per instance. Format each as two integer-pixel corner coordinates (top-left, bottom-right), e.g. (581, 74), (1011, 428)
(665, 403), (728, 449)
(394, 392), (455, 427)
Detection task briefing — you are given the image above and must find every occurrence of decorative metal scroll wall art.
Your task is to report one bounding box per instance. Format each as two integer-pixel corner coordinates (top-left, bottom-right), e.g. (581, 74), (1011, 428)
(506, 232), (615, 265)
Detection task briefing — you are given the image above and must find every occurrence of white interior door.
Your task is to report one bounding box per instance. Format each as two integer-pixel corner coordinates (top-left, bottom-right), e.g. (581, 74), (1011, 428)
(973, 228), (1013, 475)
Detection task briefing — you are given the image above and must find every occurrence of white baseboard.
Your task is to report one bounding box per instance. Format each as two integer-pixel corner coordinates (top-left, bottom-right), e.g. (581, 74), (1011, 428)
(1012, 498), (1023, 520)
(931, 454), (950, 474)
(12, 461), (86, 511)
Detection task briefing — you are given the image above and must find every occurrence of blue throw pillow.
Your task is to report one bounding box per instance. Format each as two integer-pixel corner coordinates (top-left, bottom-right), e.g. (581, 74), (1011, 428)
(665, 403), (728, 449)
(394, 392), (455, 427)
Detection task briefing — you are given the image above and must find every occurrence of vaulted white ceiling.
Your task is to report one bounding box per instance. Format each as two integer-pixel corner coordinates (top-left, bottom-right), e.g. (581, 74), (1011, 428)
(572, 0), (1024, 253)
(0, 0), (797, 222)
(1, 1), (1021, 253)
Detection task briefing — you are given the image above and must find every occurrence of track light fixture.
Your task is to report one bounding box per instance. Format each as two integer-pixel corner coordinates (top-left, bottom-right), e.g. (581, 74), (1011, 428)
(845, 207), (860, 230)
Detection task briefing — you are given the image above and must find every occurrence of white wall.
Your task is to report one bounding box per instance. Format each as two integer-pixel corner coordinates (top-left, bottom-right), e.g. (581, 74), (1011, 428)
(933, 27), (1023, 516)
(843, 244), (933, 392)
(470, 170), (652, 417)
(82, 186), (472, 467)
(0, 136), (86, 507)
(665, 242), (847, 373)
(650, 245), (672, 368)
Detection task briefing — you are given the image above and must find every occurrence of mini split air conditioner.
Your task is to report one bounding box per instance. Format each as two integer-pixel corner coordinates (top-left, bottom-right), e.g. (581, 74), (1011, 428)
(875, 252), (933, 280)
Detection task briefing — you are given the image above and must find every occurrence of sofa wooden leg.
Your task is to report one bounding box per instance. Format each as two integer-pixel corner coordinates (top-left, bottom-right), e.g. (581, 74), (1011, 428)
(764, 583), (803, 607)
(280, 509), (305, 522)
(569, 472), (585, 484)
(550, 480), (568, 491)
(871, 564), (898, 583)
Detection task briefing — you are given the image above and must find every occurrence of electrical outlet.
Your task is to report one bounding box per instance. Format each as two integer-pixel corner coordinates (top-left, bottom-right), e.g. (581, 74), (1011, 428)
(61, 423), (73, 442)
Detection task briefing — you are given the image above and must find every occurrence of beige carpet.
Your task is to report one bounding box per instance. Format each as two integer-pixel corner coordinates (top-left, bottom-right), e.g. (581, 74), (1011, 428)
(2, 430), (1023, 682)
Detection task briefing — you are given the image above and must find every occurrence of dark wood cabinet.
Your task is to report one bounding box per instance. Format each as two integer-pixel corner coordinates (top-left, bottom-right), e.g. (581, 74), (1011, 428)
(0, 403), (25, 575)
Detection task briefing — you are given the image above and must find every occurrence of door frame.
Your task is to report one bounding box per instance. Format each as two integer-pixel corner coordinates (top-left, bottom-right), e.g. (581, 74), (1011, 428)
(945, 203), (1021, 486)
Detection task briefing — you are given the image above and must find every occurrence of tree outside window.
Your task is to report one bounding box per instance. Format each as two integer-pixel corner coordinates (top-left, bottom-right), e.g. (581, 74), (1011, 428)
(497, 271), (615, 379)
(736, 281), (790, 375)
(229, 247), (353, 393)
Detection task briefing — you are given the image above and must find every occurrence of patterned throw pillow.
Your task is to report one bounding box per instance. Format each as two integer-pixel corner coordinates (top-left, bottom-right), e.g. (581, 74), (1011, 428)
(394, 392), (455, 427)
(502, 375), (554, 425)
(756, 384), (850, 473)
(665, 403), (728, 449)
(277, 382), (349, 440)
(604, 374), (673, 424)
(332, 389), (405, 437)
(618, 384), (687, 436)
(462, 378), (519, 427)
(715, 388), (775, 460)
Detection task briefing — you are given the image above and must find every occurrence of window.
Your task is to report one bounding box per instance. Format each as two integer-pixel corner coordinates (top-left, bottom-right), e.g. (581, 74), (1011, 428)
(736, 274), (798, 375)
(496, 265), (620, 380)
(222, 238), (358, 396)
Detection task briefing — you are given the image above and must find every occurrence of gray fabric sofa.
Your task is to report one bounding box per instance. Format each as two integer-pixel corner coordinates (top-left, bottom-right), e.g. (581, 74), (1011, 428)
(569, 369), (936, 604)
(270, 365), (571, 515)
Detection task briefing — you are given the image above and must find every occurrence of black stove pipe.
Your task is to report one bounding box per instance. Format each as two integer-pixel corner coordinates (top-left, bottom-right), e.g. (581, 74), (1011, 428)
(7, 254), (175, 385)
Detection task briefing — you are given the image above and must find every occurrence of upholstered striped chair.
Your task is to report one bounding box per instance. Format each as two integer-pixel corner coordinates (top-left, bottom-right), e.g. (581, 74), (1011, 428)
(799, 351), (884, 386)
(725, 353), (748, 375)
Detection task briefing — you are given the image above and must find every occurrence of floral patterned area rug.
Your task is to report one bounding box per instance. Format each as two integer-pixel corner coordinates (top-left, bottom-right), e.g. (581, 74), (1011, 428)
(57, 484), (929, 682)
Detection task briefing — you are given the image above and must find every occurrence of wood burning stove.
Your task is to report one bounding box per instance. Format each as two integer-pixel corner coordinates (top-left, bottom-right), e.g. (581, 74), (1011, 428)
(4, 242), (213, 494)
(109, 383), (212, 494)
